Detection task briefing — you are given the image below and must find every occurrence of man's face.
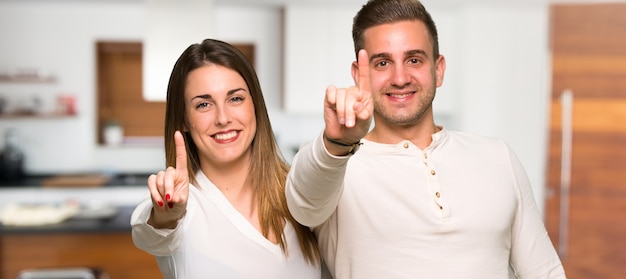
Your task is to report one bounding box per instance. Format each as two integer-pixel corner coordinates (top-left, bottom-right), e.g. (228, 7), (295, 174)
(358, 20), (445, 127)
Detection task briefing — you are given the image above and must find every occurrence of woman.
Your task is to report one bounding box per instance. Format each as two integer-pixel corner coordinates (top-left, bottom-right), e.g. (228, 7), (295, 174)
(131, 38), (321, 278)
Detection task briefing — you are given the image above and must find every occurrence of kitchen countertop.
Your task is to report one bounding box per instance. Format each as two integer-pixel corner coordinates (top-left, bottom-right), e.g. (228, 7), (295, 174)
(0, 205), (136, 234)
(0, 186), (148, 212)
(0, 173), (152, 188)
(0, 173), (152, 234)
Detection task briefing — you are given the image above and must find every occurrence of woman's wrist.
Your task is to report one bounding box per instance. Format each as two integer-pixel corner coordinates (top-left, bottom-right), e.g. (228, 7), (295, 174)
(148, 208), (185, 229)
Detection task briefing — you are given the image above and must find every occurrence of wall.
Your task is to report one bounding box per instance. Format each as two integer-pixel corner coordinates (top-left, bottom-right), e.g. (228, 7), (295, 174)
(436, 3), (551, 214)
(0, 1), (551, 214)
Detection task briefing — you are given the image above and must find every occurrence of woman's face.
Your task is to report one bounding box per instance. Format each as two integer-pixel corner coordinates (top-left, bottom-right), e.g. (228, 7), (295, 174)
(184, 64), (256, 168)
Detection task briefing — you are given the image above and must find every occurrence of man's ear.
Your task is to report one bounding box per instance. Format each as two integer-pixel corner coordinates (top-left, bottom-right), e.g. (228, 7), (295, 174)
(351, 60), (360, 87)
(435, 54), (446, 88)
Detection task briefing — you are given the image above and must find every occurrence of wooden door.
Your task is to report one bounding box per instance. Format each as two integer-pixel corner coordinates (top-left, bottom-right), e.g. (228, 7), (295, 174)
(547, 4), (626, 279)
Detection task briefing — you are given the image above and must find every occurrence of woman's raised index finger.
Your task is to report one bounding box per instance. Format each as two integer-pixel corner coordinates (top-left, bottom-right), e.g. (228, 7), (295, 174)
(174, 131), (188, 171)
(357, 49), (371, 95)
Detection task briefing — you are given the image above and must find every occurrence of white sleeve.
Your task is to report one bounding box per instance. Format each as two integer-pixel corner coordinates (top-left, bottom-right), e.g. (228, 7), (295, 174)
(286, 132), (350, 227)
(130, 197), (185, 257)
(507, 146), (566, 278)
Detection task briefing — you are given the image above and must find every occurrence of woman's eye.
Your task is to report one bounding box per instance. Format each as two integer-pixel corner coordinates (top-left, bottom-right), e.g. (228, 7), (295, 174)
(195, 102), (210, 110)
(229, 96), (244, 103)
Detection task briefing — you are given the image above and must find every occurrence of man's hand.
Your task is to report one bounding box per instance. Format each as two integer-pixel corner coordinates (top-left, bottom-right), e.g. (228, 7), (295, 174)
(323, 49), (373, 155)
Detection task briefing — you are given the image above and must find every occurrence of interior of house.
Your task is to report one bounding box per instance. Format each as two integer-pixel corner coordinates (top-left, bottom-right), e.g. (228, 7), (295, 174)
(0, 0), (624, 278)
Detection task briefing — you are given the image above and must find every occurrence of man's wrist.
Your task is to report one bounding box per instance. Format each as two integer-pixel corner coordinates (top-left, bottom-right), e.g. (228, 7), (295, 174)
(323, 133), (362, 155)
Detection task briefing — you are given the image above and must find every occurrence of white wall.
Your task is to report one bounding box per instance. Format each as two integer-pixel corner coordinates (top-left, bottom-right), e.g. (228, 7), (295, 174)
(452, 4), (550, 214)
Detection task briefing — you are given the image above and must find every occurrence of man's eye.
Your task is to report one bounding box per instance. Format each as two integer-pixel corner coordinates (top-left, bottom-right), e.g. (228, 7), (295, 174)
(409, 58), (422, 65)
(376, 60), (388, 67)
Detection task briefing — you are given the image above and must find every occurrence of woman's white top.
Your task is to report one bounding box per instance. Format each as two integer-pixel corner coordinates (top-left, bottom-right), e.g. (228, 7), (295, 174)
(131, 171), (321, 279)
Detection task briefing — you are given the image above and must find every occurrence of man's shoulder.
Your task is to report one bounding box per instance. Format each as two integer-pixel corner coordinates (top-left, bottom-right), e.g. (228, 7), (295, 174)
(445, 129), (508, 147)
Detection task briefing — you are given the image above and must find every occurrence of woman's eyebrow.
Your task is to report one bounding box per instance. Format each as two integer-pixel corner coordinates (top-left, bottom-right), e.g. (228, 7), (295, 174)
(227, 88), (246, 95)
(191, 94), (213, 101)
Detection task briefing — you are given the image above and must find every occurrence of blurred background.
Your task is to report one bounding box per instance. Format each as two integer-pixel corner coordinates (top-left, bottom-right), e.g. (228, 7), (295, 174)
(0, 0), (624, 278)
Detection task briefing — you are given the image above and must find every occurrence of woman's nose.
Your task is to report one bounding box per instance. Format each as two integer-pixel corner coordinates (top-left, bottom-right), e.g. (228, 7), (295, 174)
(214, 106), (231, 126)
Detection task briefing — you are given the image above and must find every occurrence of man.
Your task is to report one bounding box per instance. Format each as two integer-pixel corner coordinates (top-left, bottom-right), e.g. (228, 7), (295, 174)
(285, 0), (566, 278)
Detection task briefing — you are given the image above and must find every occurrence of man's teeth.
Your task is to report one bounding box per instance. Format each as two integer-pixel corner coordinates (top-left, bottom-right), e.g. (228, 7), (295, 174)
(389, 93), (411, 98)
(214, 131), (237, 140)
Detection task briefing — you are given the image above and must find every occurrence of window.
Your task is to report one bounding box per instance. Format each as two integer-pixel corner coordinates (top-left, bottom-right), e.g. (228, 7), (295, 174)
(96, 41), (255, 145)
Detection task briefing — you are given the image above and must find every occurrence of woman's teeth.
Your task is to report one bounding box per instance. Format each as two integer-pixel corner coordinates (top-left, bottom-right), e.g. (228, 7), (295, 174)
(214, 131), (237, 140)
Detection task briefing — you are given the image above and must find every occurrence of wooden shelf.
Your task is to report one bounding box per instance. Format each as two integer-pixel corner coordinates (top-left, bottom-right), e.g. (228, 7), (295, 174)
(0, 75), (56, 83)
(0, 112), (74, 119)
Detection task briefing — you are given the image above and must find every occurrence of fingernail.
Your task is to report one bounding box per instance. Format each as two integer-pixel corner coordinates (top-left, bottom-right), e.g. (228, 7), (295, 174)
(157, 200), (164, 207)
(339, 118), (345, 125)
(166, 194), (171, 201)
(168, 202), (174, 209)
(346, 119), (354, 127)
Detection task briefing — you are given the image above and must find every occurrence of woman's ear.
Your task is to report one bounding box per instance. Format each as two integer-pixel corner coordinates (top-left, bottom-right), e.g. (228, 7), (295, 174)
(182, 119), (190, 132)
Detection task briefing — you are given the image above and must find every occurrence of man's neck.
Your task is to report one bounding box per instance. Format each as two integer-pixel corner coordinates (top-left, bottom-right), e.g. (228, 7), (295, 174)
(365, 116), (438, 150)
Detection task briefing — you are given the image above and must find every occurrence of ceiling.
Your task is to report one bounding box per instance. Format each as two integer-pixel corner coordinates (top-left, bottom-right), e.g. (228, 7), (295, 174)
(216, 0), (626, 6)
(1, 0), (624, 12)
(2, 0), (624, 4)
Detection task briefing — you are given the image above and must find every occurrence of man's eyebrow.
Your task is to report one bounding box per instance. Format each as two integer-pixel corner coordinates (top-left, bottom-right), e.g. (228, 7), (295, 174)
(406, 49), (428, 58)
(370, 52), (391, 62)
(369, 49), (429, 62)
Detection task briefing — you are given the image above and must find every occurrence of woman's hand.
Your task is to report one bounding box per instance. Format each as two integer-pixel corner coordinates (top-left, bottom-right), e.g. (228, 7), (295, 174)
(147, 131), (190, 229)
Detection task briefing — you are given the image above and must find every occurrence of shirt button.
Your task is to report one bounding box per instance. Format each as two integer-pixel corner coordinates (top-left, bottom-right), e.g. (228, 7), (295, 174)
(403, 142), (409, 149)
(430, 170), (436, 175)
(424, 153), (428, 159)
(435, 192), (440, 198)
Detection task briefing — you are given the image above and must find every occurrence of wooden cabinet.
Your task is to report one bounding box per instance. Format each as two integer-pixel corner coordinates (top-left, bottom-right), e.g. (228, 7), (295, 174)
(546, 3), (626, 278)
(0, 232), (162, 279)
(0, 206), (162, 278)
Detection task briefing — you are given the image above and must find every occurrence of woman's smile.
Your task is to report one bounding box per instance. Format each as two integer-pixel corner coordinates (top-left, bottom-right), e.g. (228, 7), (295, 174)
(212, 130), (240, 142)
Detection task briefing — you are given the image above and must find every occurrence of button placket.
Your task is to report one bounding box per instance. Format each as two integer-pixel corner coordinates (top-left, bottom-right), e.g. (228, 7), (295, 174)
(424, 151), (450, 219)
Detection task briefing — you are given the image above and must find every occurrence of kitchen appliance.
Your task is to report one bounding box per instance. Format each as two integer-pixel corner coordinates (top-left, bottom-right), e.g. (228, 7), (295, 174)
(0, 128), (24, 181)
(17, 267), (108, 279)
